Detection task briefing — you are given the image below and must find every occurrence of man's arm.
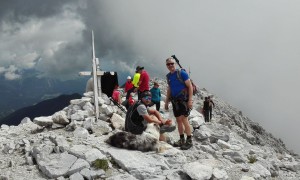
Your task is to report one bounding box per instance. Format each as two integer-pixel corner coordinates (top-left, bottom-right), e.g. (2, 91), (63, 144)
(118, 92), (122, 104)
(211, 100), (215, 107)
(185, 79), (193, 108)
(142, 113), (162, 124)
(148, 108), (166, 123)
(137, 104), (163, 124)
(164, 86), (171, 110)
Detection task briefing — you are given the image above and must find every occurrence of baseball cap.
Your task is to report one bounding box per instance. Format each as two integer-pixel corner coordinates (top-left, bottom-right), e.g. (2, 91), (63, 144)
(141, 91), (151, 98)
(127, 76), (131, 80)
(136, 66), (144, 71)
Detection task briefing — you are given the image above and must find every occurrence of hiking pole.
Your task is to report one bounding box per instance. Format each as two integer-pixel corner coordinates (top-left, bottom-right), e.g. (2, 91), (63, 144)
(171, 55), (183, 69)
(109, 97), (127, 113)
(110, 97), (127, 113)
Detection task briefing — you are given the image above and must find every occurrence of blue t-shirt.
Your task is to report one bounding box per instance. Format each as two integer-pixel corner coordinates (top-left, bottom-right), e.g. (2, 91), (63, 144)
(168, 69), (189, 98)
(150, 87), (161, 102)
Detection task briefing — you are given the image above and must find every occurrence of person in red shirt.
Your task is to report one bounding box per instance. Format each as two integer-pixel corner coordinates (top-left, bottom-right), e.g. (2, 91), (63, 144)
(125, 76), (134, 99)
(128, 93), (135, 106)
(112, 85), (121, 104)
(122, 92), (136, 110)
(136, 66), (150, 99)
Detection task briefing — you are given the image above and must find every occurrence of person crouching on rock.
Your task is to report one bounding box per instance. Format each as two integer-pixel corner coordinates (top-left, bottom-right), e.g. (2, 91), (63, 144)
(125, 91), (175, 141)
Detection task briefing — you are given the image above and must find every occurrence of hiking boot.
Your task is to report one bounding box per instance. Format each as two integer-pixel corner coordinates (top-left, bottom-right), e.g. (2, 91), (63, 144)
(180, 138), (193, 150)
(160, 124), (176, 133)
(173, 138), (185, 147)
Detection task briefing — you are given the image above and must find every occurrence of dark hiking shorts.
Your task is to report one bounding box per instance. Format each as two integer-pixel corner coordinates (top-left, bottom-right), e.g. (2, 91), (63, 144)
(171, 99), (190, 117)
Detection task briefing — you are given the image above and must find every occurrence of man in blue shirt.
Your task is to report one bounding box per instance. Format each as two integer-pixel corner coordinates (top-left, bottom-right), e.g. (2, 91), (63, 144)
(164, 57), (193, 150)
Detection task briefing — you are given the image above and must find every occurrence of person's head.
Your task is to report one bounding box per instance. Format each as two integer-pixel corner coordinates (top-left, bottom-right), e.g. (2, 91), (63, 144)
(153, 81), (159, 88)
(114, 84), (119, 89)
(208, 96), (211, 99)
(127, 76), (131, 81)
(136, 66), (144, 73)
(141, 91), (152, 105)
(166, 57), (176, 72)
(205, 97), (208, 100)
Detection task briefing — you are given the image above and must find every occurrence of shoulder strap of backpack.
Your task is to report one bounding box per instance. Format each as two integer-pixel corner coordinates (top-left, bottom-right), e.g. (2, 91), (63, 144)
(166, 69), (185, 86)
(176, 69), (185, 85)
(166, 72), (171, 86)
(133, 100), (142, 109)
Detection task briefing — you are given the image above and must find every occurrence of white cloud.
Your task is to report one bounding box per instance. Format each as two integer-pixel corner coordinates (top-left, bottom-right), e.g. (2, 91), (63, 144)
(0, 65), (21, 80)
(4, 71), (20, 80)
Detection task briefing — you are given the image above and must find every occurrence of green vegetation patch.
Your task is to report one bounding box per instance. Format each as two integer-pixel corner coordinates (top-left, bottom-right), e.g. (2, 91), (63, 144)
(92, 159), (109, 171)
(247, 155), (257, 164)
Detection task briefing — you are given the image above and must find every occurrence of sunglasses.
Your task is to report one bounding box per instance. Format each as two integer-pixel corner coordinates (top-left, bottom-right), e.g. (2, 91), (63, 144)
(166, 63), (174, 66)
(143, 96), (152, 100)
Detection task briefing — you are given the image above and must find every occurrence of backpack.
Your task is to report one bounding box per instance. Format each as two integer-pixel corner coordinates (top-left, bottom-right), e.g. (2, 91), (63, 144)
(166, 69), (198, 96)
(124, 101), (145, 134)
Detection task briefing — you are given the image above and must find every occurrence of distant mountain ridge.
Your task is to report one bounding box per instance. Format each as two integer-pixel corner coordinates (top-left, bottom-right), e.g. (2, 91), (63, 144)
(0, 69), (88, 119)
(0, 93), (82, 126)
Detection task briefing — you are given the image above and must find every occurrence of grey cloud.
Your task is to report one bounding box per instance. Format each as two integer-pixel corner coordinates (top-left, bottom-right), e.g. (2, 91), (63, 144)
(0, 0), (77, 23)
(36, 40), (90, 79)
(0, 0), (86, 80)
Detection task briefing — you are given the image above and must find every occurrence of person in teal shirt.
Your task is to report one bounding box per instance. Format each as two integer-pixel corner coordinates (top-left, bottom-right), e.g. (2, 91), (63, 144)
(150, 82), (161, 111)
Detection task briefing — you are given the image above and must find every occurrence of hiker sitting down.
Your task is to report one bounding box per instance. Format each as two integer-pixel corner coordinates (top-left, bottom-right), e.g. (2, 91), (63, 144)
(125, 91), (175, 141)
(112, 85), (122, 104)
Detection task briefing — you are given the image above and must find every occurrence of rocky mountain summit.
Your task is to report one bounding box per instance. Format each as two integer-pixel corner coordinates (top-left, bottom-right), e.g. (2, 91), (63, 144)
(0, 79), (299, 180)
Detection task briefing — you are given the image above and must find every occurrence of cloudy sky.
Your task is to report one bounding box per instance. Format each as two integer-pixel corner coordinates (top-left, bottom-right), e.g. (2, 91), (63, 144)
(1, 0), (299, 153)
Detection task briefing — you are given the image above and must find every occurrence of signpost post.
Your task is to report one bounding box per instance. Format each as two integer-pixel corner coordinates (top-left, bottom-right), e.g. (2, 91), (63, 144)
(79, 31), (105, 121)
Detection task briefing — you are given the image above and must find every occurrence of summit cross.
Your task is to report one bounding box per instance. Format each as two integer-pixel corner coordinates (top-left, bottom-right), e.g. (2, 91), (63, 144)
(78, 31), (108, 121)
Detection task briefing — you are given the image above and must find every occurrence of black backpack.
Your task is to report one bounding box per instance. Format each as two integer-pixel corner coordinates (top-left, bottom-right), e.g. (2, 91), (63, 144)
(124, 101), (145, 134)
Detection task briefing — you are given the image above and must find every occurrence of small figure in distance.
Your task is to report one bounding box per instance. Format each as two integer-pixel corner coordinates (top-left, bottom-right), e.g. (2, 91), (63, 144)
(203, 97), (210, 122)
(208, 96), (215, 120)
(150, 81), (161, 111)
